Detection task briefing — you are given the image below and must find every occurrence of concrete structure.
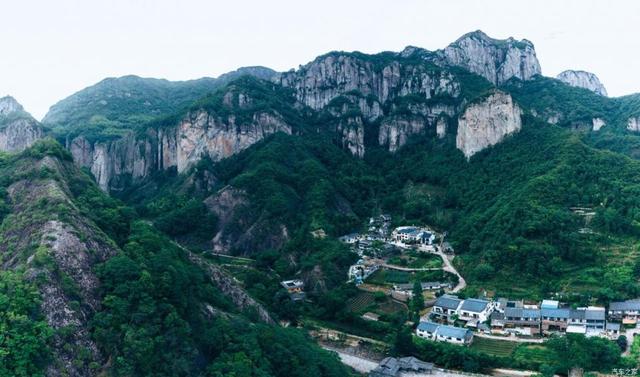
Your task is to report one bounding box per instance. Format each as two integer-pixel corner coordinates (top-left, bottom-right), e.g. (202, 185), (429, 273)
(416, 321), (474, 345)
(609, 299), (640, 325)
(432, 295), (463, 321)
(458, 298), (494, 323)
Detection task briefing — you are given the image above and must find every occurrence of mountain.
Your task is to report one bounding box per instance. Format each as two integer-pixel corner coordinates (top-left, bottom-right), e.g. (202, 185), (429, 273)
(0, 96), (45, 152)
(4, 30), (640, 376)
(42, 66), (277, 142)
(0, 139), (351, 376)
(557, 69), (608, 96)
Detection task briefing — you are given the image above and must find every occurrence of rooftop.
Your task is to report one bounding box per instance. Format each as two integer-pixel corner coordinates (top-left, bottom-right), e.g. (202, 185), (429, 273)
(435, 294), (462, 310)
(610, 299), (640, 311)
(460, 298), (490, 313)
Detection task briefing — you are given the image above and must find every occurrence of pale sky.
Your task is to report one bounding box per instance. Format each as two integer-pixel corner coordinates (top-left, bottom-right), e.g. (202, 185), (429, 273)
(2, 0), (639, 120)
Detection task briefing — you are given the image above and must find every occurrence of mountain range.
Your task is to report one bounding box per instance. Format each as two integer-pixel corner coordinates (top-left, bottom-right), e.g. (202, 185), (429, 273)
(1, 30), (640, 376)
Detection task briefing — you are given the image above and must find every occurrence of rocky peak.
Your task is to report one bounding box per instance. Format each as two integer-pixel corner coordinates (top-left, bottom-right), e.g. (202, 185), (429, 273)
(556, 70), (608, 96)
(456, 91), (522, 159)
(0, 95), (25, 116)
(440, 30), (541, 85)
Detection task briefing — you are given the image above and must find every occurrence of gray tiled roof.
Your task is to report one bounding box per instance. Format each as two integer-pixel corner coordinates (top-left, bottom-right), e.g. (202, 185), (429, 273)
(610, 299), (640, 311)
(435, 295), (462, 310)
(436, 325), (471, 339)
(460, 298), (490, 313)
(541, 308), (570, 319)
(417, 321), (439, 333)
(606, 323), (621, 331)
(583, 309), (605, 321)
(505, 308), (540, 319)
(397, 357), (433, 371)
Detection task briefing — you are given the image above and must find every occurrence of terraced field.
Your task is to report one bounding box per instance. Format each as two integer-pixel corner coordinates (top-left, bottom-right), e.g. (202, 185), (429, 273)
(470, 337), (518, 357)
(346, 292), (375, 312)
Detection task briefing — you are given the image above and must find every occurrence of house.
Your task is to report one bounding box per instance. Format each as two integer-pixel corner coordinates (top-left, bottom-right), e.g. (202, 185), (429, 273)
(490, 311), (505, 332)
(605, 322), (621, 339)
(280, 280), (305, 301)
(541, 299), (560, 309)
(338, 233), (360, 244)
(348, 263), (379, 284)
(391, 226), (435, 245)
(609, 299), (640, 325)
(541, 308), (571, 334)
(392, 282), (448, 296)
(432, 294), (463, 321)
(569, 307), (606, 335)
(504, 308), (541, 335)
(369, 356), (433, 377)
(416, 321), (473, 345)
(280, 279), (304, 293)
(362, 312), (380, 321)
(458, 298), (494, 323)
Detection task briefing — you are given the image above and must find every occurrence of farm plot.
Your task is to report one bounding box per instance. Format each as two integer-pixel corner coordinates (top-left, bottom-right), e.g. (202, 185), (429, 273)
(346, 292), (376, 313)
(470, 336), (518, 357)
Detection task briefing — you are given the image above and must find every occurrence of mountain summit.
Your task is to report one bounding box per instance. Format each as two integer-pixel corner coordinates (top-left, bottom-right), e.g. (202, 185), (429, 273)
(556, 69), (608, 96)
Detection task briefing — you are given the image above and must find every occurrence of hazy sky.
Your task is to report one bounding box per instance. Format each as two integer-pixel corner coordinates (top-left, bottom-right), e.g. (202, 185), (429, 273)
(2, 0), (639, 120)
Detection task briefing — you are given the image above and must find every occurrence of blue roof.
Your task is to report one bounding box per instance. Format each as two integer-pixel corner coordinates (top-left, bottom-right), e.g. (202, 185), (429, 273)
(436, 325), (471, 339)
(435, 295), (462, 310)
(417, 322), (439, 333)
(610, 299), (640, 311)
(541, 308), (570, 319)
(460, 298), (490, 313)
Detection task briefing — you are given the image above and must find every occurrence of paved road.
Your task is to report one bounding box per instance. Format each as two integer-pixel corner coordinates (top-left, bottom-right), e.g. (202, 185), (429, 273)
(419, 245), (466, 293)
(623, 325), (639, 356)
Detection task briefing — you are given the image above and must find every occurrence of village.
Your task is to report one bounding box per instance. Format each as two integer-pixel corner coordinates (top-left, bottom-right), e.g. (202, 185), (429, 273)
(281, 214), (640, 377)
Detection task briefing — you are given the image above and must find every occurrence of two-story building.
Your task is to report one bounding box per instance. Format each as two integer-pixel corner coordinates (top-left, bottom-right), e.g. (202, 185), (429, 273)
(432, 294), (463, 321)
(458, 298), (494, 324)
(609, 299), (640, 325)
(504, 308), (541, 335)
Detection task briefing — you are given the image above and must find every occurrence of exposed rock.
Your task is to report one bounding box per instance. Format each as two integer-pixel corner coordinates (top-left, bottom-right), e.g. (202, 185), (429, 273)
(0, 96), (45, 152)
(379, 116), (426, 152)
(0, 117), (44, 152)
(186, 250), (274, 324)
(456, 91), (522, 158)
(628, 117), (640, 132)
(436, 117), (447, 138)
(0, 95), (24, 115)
(276, 54), (460, 111)
(2, 154), (118, 377)
(592, 118), (606, 131)
(335, 116), (365, 157)
(556, 70), (607, 96)
(204, 186), (289, 255)
(69, 109), (290, 191)
(441, 30), (541, 85)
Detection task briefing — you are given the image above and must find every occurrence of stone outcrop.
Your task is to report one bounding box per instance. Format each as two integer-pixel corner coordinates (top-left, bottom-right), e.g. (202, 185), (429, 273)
(592, 118), (606, 131)
(456, 91), (522, 158)
(2, 155), (118, 377)
(379, 116), (426, 153)
(0, 96), (45, 152)
(441, 30), (541, 85)
(0, 95), (24, 115)
(628, 117), (640, 132)
(276, 54), (460, 110)
(556, 70), (607, 96)
(69, 109), (291, 191)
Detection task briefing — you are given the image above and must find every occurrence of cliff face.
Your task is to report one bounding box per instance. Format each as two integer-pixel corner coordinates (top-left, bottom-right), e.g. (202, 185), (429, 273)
(0, 96), (45, 153)
(378, 116), (427, 152)
(441, 30), (541, 85)
(69, 108), (291, 191)
(456, 91), (522, 158)
(628, 117), (640, 132)
(556, 70), (608, 96)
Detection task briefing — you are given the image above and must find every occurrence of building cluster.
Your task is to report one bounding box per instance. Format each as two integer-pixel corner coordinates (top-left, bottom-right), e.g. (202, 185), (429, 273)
(391, 282), (450, 301)
(348, 260), (380, 284)
(369, 356), (433, 377)
(390, 226), (435, 247)
(417, 294), (636, 345)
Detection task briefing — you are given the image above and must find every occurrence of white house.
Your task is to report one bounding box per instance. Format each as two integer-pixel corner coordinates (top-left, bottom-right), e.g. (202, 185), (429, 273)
(391, 226), (435, 245)
(416, 321), (473, 345)
(458, 298), (495, 323)
(432, 295), (463, 321)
